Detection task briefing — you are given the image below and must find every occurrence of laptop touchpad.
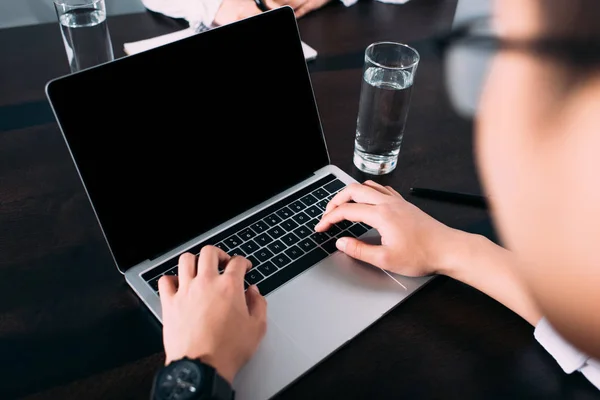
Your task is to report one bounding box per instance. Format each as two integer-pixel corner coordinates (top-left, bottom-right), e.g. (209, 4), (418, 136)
(265, 235), (431, 362)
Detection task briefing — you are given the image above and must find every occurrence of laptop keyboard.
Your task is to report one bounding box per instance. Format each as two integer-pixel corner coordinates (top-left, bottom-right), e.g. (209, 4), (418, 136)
(141, 174), (371, 296)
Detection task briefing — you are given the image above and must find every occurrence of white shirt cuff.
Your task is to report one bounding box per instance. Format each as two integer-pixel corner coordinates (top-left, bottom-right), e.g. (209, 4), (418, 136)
(140, 0), (223, 27)
(535, 317), (600, 390)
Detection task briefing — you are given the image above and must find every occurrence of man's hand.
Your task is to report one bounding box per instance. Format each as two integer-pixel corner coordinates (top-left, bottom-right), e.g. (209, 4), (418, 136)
(158, 246), (267, 384)
(214, 0), (333, 26)
(316, 180), (462, 277)
(264, 0), (333, 18)
(288, 0), (333, 18)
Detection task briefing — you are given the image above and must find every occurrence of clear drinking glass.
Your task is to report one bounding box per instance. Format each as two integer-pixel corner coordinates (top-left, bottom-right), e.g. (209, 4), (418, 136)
(54, 0), (115, 73)
(353, 42), (420, 175)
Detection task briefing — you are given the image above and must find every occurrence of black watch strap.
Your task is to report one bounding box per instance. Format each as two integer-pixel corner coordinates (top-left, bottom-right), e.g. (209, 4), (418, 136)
(210, 366), (235, 400)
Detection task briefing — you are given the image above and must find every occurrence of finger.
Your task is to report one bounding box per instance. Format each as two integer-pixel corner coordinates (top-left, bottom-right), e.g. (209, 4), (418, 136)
(177, 252), (197, 288)
(222, 255), (252, 284)
(316, 203), (380, 231)
(158, 275), (177, 299)
(324, 183), (390, 214)
(385, 185), (403, 197)
(197, 245), (231, 279)
(335, 236), (383, 267)
(265, 0), (301, 9)
(362, 180), (394, 196)
(245, 285), (268, 323)
(294, 2), (312, 17)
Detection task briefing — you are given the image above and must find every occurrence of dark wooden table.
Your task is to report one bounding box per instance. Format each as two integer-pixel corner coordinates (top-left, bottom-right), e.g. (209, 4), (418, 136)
(1, 1), (598, 399)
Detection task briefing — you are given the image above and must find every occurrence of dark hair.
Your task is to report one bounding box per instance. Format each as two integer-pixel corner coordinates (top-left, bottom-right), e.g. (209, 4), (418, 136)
(538, 0), (600, 40)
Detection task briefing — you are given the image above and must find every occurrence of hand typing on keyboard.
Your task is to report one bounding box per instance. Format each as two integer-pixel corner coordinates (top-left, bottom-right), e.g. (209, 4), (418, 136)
(315, 180), (461, 278)
(158, 246), (267, 384)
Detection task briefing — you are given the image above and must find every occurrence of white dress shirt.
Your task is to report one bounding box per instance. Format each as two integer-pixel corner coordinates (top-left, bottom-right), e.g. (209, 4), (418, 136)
(535, 317), (600, 389)
(140, 0), (410, 30)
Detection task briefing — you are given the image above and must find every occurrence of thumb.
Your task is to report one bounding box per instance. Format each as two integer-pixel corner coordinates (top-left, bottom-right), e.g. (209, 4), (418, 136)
(336, 237), (381, 265)
(246, 285), (267, 322)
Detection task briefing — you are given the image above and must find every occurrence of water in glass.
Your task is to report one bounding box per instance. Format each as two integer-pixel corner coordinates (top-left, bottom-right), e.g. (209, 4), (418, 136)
(354, 66), (414, 174)
(59, 5), (114, 72)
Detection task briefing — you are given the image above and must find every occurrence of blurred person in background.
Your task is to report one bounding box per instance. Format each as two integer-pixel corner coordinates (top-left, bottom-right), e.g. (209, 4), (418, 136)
(140, 0), (411, 32)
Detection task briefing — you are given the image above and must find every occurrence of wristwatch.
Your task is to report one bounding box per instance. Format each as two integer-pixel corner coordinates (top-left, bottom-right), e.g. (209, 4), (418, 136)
(151, 357), (235, 400)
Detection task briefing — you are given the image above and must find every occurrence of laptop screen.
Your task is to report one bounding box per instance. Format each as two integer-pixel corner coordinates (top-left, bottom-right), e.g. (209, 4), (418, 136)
(46, 7), (329, 271)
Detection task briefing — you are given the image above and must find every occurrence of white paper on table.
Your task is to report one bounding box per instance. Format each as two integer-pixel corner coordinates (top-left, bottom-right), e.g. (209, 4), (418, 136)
(123, 28), (318, 61)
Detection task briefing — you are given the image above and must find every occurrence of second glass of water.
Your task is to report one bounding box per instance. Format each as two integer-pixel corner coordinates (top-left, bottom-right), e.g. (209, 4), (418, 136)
(354, 42), (420, 175)
(54, 0), (115, 73)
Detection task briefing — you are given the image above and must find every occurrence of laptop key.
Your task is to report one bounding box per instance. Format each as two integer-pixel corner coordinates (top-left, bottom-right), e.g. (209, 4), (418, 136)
(251, 220), (269, 233)
(166, 267), (178, 276)
(148, 276), (161, 292)
(224, 234), (242, 249)
(326, 224), (342, 236)
(266, 225), (285, 239)
(337, 220), (353, 229)
(257, 247), (328, 296)
(305, 218), (319, 231)
(238, 227), (257, 241)
(255, 248), (274, 262)
(246, 255), (261, 269)
(267, 240), (286, 254)
(324, 179), (345, 194)
(293, 225), (312, 239)
(281, 232), (300, 246)
(276, 206), (294, 219)
(289, 200), (306, 212)
(229, 247), (246, 257)
(257, 261), (278, 277)
(298, 237), (317, 252)
(336, 230), (355, 239)
(349, 223), (368, 237)
(284, 245), (304, 260)
(254, 232), (274, 246)
(300, 193), (318, 207)
(292, 211), (309, 225)
(310, 231), (330, 244)
(304, 205), (322, 218)
(271, 253), (292, 269)
(245, 269), (264, 285)
(241, 240), (260, 254)
(280, 219), (299, 232)
(214, 242), (229, 252)
(321, 238), (338, 254)
(263, 213), (282, 227)
(316, 199), (329, 210)
(312, 188), (329, 199)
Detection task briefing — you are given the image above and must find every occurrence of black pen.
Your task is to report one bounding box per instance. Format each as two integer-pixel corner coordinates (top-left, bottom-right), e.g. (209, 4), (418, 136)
(409, 187), (488, 209)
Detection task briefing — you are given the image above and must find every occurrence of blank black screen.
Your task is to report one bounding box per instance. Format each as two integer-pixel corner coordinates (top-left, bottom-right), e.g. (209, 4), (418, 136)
(46, 7), (329, 271)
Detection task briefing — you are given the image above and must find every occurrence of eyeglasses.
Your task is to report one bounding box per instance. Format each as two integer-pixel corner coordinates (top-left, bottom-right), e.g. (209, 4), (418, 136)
(429, 17), (600, 118)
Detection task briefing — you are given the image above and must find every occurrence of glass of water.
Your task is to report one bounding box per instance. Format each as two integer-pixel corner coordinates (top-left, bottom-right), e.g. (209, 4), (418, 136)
(353, 42), (420, 175)
(54, 0), (115, 73)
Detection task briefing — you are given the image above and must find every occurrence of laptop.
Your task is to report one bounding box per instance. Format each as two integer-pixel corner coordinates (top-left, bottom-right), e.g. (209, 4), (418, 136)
(45, 6), (432, 400)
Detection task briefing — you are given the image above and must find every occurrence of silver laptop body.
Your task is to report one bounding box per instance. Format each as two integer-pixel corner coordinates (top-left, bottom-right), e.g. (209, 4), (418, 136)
(126, 164), (432, 400)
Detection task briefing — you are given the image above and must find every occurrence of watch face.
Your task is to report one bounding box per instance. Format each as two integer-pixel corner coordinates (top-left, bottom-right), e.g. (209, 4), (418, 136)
(156, 359), (203, 400)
